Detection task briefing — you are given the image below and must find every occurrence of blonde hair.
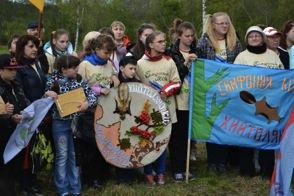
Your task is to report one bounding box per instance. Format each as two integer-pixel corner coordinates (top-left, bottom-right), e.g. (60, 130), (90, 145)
(204, 12), (237, 52)
(82, 31), (101, 51)
(110, 21), (126, 31)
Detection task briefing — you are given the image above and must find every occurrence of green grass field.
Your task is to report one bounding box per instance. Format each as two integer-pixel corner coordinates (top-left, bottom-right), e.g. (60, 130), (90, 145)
(39, 143), (270, 196)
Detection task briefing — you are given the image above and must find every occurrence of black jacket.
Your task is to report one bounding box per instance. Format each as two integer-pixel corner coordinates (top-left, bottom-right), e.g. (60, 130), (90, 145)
(168, 39), (197, 82)
(0, 77), (28, 166)
(16, 61), (47, 102)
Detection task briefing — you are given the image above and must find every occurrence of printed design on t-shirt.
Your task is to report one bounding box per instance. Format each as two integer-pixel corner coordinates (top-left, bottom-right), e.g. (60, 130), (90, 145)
(94, 73), (112, 88)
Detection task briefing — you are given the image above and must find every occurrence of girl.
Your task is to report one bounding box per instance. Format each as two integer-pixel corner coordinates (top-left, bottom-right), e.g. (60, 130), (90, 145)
(129, 23), (155, 60)
(169, 21), (197, 182)
(279, 20), (294, 69)
(137, 31), (181, 185)
(46, 55), (96, 196)
(196, 12), (242, 173)
(77, 34), (119, 188)
(44, 29), (77, 73)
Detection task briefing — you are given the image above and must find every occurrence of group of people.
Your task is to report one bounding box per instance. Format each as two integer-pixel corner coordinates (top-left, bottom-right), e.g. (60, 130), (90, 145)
(0, 12), (293, 196)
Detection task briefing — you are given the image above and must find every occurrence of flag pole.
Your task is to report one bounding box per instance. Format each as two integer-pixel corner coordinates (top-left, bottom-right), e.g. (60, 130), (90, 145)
(29, 0), (45, 39)
(185, 60), (196, 183)
(37, 12), (43, 40)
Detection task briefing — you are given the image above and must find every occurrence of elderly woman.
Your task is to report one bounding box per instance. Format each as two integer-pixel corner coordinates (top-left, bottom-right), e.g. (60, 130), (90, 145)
(234, 26), (283, 178)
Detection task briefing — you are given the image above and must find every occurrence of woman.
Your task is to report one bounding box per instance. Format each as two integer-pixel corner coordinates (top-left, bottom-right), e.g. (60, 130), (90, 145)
(44, 29), (77, 73)
(137, 31), (181, 185)
(234, 26), (283, 178)
(15, 35), (48, 195)
(129, 23), (155, 60)
(196, 12), (242, 173)
(110, 21), (131, 72)
(279, 20), (294, 69)
(0, 54), (28, 196)
(169, 21), (197, 181)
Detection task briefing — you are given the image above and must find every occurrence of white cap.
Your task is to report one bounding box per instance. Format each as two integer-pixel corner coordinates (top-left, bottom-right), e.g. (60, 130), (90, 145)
(263, 27), (281, 37)
(245, 26), (265, 43)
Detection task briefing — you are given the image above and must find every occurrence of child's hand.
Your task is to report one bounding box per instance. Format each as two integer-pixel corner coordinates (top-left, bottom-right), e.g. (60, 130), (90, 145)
(78, 101), (89, 112)
(11, 114), (22, 123)
(101, 88), (110, 95)
(160, 92), (167, 101)
(45, 90), (58, 100)
(5, 102), (14, 115)
(187, 53), (197, 62)
(111, 75), (120, 87)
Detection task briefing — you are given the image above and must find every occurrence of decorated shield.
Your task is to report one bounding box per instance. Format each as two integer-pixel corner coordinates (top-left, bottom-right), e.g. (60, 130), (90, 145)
(94, 82), (172, 168)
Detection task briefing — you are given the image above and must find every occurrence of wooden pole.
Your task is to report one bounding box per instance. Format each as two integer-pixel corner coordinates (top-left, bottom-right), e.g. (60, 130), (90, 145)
(185, 137), (191, 183)
(185, 61), (196, 183)
(37, 12), (43, 40)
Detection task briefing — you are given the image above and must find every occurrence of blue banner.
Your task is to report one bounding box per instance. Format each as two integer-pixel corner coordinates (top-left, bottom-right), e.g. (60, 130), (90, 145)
(3, 97), (54, 164)
(190, 59), (294, 149)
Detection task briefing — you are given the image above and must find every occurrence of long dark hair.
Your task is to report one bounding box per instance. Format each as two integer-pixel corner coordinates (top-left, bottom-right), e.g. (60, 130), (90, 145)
(55, 55), (80, 73)
(280, 20), (294, 50)
(131, 23), (155, 59)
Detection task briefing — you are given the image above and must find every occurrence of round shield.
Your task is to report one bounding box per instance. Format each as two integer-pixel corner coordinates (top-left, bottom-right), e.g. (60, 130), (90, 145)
(94, 82), (171, 168)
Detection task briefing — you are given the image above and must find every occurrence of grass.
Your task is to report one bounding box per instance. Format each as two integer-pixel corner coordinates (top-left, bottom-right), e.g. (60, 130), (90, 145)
(39, 143), (270, 196)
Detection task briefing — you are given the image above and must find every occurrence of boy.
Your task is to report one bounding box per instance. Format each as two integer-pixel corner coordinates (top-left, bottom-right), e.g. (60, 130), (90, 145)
(118, 55), (140, 83)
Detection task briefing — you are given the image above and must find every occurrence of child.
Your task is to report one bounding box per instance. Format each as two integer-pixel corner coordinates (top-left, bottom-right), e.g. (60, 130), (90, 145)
(46, 55), (96, 196)
(169, 21), (197, 181)
(115, 56), (139, 184)
(118, 55), (140, 83)
(77, 34), (119, 188)
(136, 31), (181, 186)
(44, 29), (77, 73)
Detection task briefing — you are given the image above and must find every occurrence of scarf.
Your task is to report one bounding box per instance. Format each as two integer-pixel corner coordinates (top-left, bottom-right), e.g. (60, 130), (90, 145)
(43, 41), (74, 57)
(84, 53), (108, 65)
(144, 50), (171, 62)
(246, 43), (267, 54)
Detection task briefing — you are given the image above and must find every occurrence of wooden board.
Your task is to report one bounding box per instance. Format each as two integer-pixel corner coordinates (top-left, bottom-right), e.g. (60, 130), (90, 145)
(55, 88), (86, 117)
(94, 82), (172, 168)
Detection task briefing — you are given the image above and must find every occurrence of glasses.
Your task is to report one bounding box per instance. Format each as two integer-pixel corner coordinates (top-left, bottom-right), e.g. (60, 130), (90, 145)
(214, 22), (229, 26)
(248, 34), (262, 39)
(152, 40), (166, 44)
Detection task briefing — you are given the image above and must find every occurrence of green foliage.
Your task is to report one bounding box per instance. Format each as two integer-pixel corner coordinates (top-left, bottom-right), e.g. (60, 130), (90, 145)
(0, 0), (292, 50)
(192, 60), (230, 139)
(32, 132), (54, 170)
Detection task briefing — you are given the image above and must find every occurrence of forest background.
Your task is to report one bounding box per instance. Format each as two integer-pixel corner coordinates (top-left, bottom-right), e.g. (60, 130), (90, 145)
(0, 0), (293, 51)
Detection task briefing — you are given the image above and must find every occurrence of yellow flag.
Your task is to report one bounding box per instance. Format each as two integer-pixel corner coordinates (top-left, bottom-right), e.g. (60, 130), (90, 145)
(29, 0), (45, 13)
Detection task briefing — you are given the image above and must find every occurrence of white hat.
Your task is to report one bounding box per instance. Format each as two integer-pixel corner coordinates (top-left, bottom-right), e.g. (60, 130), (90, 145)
(245, 26), (265, 43)
(263, 27), (282, 37)
(82, 31), (101, 49)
